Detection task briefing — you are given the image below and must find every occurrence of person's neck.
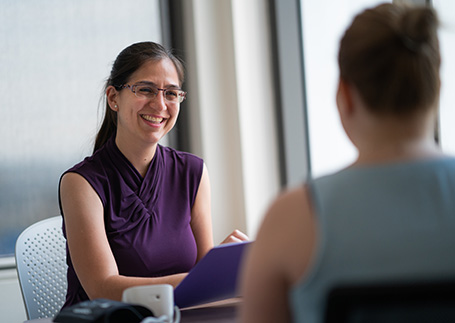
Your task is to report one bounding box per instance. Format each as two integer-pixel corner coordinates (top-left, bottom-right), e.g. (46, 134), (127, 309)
(352, 109), (445, 165)
(115, 135), (157, 178)
(354, 136), (443, 166)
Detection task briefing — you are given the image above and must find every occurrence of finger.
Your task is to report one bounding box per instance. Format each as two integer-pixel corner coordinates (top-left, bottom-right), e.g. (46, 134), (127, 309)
(230, 229), (249, 241)
(221, 235), (241, 245)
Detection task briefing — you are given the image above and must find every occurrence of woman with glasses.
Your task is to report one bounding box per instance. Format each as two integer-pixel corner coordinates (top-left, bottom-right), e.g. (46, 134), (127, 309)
(59, 41), (247, 308)
(241, 3), (455, 322)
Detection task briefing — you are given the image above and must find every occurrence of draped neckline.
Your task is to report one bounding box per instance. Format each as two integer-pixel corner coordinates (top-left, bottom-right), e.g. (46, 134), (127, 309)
(105, 136), (164, 206)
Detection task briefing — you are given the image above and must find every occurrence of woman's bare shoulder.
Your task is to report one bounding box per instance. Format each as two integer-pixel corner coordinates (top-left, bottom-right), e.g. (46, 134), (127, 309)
(266, 185), (312, 227)
(256, 184), (317, 283)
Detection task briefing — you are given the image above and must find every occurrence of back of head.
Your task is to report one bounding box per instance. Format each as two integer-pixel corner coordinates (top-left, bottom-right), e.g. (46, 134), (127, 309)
(338, 3), (440, 117)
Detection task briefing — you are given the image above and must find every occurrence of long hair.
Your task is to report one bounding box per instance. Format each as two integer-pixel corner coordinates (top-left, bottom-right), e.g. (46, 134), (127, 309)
(94, 42), (184, 153)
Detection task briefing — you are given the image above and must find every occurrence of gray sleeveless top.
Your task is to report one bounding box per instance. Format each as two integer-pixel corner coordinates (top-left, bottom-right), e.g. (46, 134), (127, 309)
(290, 157), (455, 322)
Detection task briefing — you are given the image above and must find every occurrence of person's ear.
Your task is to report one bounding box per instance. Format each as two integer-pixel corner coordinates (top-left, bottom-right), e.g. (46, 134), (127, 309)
(336, 78), (355, 117)
(106, 86), (119, 111)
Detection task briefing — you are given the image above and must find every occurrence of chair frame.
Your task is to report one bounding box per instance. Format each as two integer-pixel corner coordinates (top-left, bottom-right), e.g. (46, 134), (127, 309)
(15, 216), (68, 320)
(325, 280), (455, 323)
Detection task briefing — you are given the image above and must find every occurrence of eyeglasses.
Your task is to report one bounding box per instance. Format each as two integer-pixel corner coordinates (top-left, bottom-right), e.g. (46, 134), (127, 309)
(119, 83), (187, 103)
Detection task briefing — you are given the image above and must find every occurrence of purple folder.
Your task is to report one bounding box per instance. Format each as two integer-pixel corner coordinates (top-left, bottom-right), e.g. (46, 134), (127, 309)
(174, 241), (252, 308)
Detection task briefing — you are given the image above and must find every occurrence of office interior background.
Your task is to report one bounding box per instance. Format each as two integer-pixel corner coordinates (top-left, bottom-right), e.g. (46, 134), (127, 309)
(1, 0), (453, 321)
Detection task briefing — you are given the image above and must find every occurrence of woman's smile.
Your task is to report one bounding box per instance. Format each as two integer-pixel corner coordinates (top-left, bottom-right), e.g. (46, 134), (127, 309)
(140, 114), (166, 125)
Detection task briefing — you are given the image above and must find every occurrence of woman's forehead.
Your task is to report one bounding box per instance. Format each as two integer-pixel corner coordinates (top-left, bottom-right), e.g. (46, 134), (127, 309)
(129, 58), (180, 86)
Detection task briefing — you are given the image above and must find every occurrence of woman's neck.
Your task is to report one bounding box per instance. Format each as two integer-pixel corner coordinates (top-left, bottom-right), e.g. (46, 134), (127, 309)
(353, 112), (443, 165)
(355, 137), (442, 165)
(115, 135), (157, 178)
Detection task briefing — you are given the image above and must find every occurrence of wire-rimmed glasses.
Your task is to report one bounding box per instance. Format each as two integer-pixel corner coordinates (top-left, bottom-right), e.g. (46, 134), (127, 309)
(119, 83), (187, 103)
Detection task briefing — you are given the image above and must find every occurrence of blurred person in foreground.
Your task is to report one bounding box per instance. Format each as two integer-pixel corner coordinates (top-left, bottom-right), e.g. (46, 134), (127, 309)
(241, 3), (455, 322)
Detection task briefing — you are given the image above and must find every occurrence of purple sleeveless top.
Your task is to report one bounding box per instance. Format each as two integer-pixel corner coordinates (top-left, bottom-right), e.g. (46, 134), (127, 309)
(58, 136), (203, 307)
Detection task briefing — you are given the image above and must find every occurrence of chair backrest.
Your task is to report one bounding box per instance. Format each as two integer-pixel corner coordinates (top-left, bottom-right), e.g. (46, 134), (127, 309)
(324, 280), (455, 323)
(15, 216), (67, 320)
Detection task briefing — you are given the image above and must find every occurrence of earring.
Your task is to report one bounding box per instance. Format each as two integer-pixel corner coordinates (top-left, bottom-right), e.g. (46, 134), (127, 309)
(114, 104), (118, 108)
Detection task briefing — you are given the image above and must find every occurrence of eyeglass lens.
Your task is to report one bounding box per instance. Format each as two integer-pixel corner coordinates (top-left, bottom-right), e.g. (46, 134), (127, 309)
(133, 84), (185, 103)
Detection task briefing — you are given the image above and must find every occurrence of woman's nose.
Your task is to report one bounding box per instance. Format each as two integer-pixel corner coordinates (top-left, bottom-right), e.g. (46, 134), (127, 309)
(151, 91), (167, 111)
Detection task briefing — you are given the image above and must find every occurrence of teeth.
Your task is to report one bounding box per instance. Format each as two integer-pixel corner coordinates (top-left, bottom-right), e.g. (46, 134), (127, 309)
(141, 115), (163, 123)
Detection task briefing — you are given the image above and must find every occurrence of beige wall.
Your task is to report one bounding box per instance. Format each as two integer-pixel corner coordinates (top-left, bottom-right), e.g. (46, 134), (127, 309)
(0, 269), (27, 323)
(183, 0), (281, 242)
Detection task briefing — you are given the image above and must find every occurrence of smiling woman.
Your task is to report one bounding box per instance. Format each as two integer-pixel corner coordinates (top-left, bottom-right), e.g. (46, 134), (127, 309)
(106, 59), (184, 169)
(58, 41), (248, 309)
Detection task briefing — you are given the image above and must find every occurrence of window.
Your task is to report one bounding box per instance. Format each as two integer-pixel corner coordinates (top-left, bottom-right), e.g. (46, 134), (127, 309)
(0, 0), (162, 257)
(271, 0), (396, 186)
(433, 0), (455, 154)
(301, 0), (391, 178)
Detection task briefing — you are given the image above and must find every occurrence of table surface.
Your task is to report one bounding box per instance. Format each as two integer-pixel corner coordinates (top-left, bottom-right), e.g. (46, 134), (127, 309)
(24, 298), (242, 323)
(179, 298), (241, 322)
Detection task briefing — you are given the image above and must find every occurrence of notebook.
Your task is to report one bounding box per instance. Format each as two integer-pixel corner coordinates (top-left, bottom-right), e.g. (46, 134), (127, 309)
(174, 241), (252, 308)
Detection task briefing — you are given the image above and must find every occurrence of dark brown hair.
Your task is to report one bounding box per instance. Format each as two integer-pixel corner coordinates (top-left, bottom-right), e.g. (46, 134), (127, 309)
(94, 42), (184, 153)
(338, 3), (440, 116)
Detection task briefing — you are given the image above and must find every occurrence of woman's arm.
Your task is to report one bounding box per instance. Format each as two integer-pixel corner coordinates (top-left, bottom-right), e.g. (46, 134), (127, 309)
(190, 163), (214, 262)
(190, 164), (249, 262)
(60, 172), (187, 301)
(240, 186), (317, 323)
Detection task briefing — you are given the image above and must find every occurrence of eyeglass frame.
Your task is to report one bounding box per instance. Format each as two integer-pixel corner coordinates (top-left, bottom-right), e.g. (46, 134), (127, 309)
(116, 82), (187, 103)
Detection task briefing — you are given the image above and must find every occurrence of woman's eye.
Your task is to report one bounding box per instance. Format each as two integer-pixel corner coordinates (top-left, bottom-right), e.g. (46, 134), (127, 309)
(165, 90), (178, 98)
(138, 86), (154, 94)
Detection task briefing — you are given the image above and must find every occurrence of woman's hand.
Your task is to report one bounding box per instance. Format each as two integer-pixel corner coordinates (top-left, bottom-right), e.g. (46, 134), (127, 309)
(221, 229), (249, 244)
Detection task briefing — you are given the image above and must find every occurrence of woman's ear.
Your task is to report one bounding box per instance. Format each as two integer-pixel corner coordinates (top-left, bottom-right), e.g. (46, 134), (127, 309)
(106, 86), (119, 111)
(336, 78), (355, 118)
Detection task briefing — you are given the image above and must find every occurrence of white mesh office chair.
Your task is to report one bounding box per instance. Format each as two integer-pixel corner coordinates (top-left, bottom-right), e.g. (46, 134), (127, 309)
(15, 216), (68, 320)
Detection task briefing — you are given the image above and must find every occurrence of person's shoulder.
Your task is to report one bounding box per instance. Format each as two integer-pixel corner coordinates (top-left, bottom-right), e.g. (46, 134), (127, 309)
(65, 149), (106, 175)
(60, 170), (91, 189)
(255, 184), (317, 283)
(60, 145), (112, 193)
(159, 145), (204, 165)
(259, 184), (313, 246)
(268, 185), (310, 220)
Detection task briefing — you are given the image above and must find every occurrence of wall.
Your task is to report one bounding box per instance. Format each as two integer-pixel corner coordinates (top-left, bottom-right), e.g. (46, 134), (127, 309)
(182, 0), (281, 241)
(0, 263), (26, 323)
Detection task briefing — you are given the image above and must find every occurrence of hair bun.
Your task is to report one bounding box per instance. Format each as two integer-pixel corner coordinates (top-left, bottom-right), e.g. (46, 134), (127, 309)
(399, 7), (438, 52)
